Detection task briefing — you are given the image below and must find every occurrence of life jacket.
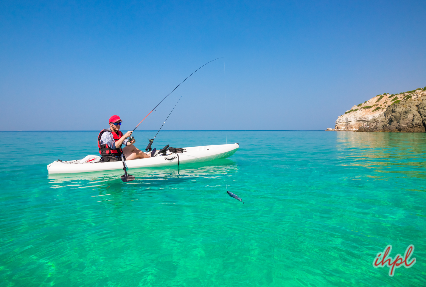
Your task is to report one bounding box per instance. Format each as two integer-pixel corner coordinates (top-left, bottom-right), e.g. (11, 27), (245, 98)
(98, 129), (124, 160)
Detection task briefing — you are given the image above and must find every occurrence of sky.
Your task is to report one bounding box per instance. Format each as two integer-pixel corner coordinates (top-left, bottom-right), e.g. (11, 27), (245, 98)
(1, 0), (426, 131)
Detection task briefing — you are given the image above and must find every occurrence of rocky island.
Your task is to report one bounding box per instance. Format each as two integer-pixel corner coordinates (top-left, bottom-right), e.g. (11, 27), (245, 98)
(332, 87), (426, 132)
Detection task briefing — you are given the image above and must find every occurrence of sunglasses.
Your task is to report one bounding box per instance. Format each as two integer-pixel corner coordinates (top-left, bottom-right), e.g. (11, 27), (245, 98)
(112, 122), (122, 126)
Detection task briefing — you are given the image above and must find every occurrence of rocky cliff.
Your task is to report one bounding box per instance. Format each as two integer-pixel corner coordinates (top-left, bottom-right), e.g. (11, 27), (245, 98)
(334, 87), (426, 132)
(358, 96), (426, 132)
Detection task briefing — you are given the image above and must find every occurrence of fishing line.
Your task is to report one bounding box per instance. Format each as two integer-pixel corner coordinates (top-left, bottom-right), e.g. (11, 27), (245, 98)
(152, 94), (183, 141)
(132, 57), (221, 133)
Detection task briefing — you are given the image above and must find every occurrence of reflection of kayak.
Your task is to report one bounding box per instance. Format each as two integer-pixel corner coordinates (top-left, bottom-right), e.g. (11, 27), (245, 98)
(47, 143), (239, 174)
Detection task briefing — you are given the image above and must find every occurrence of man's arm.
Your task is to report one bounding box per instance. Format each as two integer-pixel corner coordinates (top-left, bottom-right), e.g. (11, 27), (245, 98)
(100, 131), (132, 149)
(115, 131), (133, 148)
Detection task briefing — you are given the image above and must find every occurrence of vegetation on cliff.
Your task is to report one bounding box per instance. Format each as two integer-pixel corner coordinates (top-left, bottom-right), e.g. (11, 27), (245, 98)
(343, 86), (426, 116)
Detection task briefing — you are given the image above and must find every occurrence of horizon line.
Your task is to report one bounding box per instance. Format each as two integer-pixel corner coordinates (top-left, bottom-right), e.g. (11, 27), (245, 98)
(0, 129), (325, 132)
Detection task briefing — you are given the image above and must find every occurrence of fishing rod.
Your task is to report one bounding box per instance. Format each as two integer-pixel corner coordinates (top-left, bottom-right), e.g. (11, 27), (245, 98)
(129, 58), (221, 150)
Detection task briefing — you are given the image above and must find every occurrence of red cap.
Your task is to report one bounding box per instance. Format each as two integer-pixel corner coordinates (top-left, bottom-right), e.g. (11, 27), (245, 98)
(109, 115), (121, 123)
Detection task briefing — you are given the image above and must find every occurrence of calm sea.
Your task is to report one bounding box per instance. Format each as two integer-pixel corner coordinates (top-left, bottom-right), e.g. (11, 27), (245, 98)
(1, 131), (425, 286)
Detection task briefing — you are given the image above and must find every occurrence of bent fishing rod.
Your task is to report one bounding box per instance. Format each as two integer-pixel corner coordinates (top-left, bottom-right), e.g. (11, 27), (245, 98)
(129, 58), (221, 150)
(146, 93), (184, 152)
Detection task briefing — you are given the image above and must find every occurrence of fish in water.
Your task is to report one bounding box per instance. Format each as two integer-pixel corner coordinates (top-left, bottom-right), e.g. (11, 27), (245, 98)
(227, 191), (244, 204)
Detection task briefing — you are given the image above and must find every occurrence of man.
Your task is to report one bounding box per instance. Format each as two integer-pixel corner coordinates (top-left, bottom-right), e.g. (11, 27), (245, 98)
(98, 115), (151, 161)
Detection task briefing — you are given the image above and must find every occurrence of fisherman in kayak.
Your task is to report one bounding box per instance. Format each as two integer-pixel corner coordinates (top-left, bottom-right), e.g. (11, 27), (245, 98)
(98, 115), (151, 161)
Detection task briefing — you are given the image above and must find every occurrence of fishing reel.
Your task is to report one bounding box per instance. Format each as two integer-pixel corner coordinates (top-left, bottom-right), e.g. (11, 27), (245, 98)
(145, 139), (154, 152)
(128, 136), (135, 143)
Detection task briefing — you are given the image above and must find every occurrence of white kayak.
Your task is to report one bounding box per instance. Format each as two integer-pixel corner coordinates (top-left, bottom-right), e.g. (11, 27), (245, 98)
(47, 143), (239, 174)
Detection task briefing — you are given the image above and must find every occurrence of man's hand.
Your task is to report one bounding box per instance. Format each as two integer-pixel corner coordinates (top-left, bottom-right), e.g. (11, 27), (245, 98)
(124, 131), (133, 138)
(127, 138), (136, 145)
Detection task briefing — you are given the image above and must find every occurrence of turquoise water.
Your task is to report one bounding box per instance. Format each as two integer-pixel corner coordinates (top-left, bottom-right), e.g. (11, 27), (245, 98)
(1, 131), (425, 286)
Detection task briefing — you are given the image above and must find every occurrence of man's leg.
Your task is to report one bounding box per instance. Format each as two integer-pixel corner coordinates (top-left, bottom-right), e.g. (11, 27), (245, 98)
(123, 145), (150, 160)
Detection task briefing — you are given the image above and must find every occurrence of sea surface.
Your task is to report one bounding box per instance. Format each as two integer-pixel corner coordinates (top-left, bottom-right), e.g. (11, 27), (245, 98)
(1, 131), (425, 286)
